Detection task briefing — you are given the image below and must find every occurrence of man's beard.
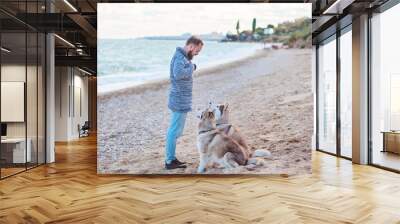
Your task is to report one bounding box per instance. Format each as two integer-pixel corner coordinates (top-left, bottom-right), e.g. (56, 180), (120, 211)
(187, 51), (193, 60)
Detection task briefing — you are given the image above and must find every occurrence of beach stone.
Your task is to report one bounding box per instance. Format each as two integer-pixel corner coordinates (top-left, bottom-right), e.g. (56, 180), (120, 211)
(98, 49), (313, 175)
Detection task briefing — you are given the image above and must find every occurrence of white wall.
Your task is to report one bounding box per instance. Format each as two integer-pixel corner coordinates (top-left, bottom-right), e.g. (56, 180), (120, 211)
(55, 66), (69, 141)
(1, 65), (40, 138)
(55, 67), (89, 141)
(1, 63), (46, 164)
(46, 32), (55, 163)
(1, 65), (26, 136)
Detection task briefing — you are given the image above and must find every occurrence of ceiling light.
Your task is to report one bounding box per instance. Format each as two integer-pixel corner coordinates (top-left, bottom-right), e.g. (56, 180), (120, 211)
(323, 0), (355, 15)
(76, 48), (84, 55)
(1, 47), (11, 53)
(78, 67), (92, 76)
(63, 0), (78, 12)
(54, 34), (75, 48)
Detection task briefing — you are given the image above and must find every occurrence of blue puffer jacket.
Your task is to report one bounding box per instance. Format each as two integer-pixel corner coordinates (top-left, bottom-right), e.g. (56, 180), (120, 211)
(168, 47), (195, 113)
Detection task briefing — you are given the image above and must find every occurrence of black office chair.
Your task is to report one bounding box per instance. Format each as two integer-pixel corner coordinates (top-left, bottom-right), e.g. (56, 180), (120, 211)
(78, 121), (90, 138)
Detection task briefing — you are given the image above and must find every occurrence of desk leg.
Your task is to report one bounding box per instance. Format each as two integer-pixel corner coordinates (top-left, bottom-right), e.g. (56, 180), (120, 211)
(382, 133), (386, 153)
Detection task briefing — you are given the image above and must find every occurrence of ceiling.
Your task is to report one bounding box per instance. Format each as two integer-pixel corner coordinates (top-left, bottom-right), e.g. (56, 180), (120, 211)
(310, 0), (391, 43)
(0, 0), (395, 75)
(1, 0), (98, 74)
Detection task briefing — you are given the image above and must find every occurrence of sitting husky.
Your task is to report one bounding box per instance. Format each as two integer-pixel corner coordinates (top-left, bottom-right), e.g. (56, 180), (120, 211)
(196, 109), (249, 173)
(211, 102), (271, 159)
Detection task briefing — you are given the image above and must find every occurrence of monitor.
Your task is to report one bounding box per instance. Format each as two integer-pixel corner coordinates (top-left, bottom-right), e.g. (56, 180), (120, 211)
(1, 123), (7, 137)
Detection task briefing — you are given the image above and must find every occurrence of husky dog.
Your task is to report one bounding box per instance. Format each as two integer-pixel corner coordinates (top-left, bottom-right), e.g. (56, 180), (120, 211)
(196, 109), (249, 173)
(211, 102), (271, 159)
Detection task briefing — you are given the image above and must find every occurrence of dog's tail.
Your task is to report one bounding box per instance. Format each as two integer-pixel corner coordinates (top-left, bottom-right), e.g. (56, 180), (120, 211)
(246, 149), (272, 166)
(247, 158), (265, 166)
(252, 149), (271, 158)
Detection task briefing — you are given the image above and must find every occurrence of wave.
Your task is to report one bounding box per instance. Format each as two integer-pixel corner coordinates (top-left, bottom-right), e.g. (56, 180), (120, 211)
(98, 39), (267, 93)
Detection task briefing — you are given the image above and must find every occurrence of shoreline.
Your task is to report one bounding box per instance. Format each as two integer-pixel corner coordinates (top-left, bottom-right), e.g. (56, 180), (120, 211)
(97, 48), (272, 100)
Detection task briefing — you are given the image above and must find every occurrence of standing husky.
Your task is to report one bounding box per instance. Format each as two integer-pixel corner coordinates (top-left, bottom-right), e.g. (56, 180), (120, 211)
(212, 103), (271, 159)
(196, 109), (249, 173)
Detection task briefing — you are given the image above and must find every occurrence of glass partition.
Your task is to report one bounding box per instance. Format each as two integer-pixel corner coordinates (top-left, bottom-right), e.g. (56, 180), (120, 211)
(0, 2), (46, 179)
(38, 32), (45, 165)
(26, 0), (42, 169)
(339, 28), (352, 158)
(371, 3), (400, 171)
(1, 31), (28, 177)
(27, 30), (38, 169)
(317, 36), (337, 154)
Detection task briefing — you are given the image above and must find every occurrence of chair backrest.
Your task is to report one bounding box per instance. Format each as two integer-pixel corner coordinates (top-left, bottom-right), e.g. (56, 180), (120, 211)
(82, 121), (90, 129)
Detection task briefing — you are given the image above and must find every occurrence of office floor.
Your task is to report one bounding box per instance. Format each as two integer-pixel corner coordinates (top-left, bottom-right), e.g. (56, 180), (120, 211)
(1, 163), (45, 179)
(0, 134), (399, 223)
(0, 167), (25, 177)
(372, 150), (400, 171)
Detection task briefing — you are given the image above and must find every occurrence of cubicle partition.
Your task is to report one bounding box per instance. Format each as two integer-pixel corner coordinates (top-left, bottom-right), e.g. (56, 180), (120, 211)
(0, 1), (46, 179)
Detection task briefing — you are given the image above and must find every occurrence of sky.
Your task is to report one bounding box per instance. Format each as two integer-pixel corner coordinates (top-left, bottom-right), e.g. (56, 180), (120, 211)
(98, 3), (311, 39)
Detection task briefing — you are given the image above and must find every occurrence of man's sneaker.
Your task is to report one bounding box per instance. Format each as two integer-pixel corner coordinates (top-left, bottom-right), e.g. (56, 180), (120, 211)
(172, 158), (186, 166)
(165, 161), (187, 170)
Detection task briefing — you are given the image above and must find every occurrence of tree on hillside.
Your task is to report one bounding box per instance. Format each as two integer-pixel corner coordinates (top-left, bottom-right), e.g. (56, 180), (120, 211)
(236, 20), (240, 36)
(255, 27), (264, 36)
(252, 18), (256, 34)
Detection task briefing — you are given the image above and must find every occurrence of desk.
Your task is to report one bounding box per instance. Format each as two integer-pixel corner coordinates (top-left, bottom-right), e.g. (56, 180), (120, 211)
(381, 131), (400, 155)
(1, 138), (31, 163)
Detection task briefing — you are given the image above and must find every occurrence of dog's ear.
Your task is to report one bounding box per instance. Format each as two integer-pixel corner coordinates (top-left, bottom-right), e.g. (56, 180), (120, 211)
(208, 111), (215, 119)
(218, 104), (224, 113)
(195, 107), (202, 119)
(224, 103), (229, 111)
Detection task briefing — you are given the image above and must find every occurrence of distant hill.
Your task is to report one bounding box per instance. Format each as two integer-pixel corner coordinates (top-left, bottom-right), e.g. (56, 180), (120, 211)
(141, 32), (225, 41)
(265, 17), (312, 48)
(221, 17), (311, 48)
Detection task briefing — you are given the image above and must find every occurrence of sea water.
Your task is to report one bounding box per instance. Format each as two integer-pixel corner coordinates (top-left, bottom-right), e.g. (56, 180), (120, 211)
(98, 39), (266, 93)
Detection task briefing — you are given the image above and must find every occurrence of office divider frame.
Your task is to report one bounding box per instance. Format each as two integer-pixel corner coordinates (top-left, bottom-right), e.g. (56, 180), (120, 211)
(0, 1), (47, 180)
(314, 0), (400, 173)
